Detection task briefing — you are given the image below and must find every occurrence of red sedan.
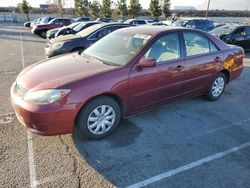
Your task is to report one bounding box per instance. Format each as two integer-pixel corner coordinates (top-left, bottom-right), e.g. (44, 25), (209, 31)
(11, 26), (244, 139)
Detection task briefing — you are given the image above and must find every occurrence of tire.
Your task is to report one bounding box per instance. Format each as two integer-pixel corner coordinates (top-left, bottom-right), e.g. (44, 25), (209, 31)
(204, 73), (226, 101)
(76, 96), (121, 139)
(39, 30), (47, 38)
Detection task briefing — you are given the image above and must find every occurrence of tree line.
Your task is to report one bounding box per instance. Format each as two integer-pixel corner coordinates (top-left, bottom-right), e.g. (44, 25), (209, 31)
(8, 0), (250, 22)
(17, 0), (171, 20)
(74, 0), (171, 20)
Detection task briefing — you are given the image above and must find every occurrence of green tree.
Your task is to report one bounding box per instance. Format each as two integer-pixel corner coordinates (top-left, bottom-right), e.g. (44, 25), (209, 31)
(162, 0), (171, 18)
(102, 0), (112, 18)
(117, 0), (128, 20)
(89, 0), (101, 19)
(149, 0), (162, 21)
(74, 0), (89, 17)
(20, 0), (31, 21)
(128, 0), (141, 18)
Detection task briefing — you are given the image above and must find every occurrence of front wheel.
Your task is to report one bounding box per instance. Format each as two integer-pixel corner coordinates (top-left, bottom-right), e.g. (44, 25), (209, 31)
(76, 96), (121, 139)
(39, 30), (47, 38)
(204, 73), (226, 101)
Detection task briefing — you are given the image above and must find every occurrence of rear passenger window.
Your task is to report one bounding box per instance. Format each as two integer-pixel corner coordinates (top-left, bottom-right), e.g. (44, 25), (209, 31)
(209, 41), (219, 52)
(183, 32), (218, 56)
(138, 20), (146, 25)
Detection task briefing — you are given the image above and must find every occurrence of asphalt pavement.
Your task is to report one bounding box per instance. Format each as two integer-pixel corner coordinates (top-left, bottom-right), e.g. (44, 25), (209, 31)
(0, 23), (250, 188)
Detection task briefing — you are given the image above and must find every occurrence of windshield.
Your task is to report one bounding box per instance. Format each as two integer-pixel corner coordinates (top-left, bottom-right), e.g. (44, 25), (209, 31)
(77, 24), (104, 37)
(210, 25), (237, 35)
(73, 22), (87, 32)
(68, 22), (80, 29)
(172, 20), (185, 27)
(48, 18), (56, 24)
(83, 31), (151, 66)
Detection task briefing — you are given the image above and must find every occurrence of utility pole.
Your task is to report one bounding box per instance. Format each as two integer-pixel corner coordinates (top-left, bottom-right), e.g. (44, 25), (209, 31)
(205, 0), (211, 19)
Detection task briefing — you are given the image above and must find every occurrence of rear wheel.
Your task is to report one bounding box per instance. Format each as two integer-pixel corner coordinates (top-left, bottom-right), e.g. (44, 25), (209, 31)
(76, 96), (121, 139)
(204, 73), (226, 101)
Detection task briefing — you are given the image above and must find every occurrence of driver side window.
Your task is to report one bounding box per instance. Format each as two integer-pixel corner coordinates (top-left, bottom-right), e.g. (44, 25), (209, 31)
(53, 19), (62, 26)
(144, 33), (181, 63)
(235, 28), (246, 36)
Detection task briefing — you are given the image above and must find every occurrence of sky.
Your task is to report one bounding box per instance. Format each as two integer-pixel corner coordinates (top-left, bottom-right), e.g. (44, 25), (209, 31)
(0, 0), (249, 10)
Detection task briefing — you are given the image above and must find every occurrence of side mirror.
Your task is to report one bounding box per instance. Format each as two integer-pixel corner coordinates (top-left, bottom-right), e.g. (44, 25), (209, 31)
(136, 58), (156, 68)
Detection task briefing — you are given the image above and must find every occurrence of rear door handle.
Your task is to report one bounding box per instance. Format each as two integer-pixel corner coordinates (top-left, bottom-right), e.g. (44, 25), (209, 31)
(214, 57), (222, 62)
(176, 65), (185, 71)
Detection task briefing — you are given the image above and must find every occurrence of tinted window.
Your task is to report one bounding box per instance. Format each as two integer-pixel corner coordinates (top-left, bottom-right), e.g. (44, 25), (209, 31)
(245, 26), (250, 34)
(235, 28), (246, 36)
(53, 19), (62, 26)
(145, 33), (180, 63)
(184, 32), (210, 56)
(137, 20), (146, 25)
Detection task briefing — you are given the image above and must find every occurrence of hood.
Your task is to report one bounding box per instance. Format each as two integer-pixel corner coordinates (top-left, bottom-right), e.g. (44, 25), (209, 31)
(50, 34), (81, 44)
(16, 53), (116, 90)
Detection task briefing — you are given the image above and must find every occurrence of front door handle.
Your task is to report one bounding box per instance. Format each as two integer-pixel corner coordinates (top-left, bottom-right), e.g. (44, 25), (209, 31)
(214, 57), (222, 62)
(176, 65), (185, 71)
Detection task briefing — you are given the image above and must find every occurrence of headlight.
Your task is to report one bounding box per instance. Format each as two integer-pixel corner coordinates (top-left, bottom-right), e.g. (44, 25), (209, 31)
(23, 89), (71, 104)
(52, 42), (64, 50)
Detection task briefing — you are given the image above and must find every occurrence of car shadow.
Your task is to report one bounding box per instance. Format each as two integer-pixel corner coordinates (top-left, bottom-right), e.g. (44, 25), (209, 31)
(72, 66), (250, 187)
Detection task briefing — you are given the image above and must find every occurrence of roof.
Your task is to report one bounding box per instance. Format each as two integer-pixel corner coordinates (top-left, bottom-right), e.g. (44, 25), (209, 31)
(116, 26), (185, 36)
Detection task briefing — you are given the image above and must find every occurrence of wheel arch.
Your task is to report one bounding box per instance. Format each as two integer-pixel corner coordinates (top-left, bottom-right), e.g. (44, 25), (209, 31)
(74, 92), (125, 124)
(219, 69), (230, 84)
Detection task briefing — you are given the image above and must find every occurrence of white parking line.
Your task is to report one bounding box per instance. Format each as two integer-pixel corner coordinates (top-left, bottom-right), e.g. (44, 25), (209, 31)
(27, 132), (37, 188)
(126, 141), (250, 188)
(20, 30), (37, 188)
(19, 31), (25, 68)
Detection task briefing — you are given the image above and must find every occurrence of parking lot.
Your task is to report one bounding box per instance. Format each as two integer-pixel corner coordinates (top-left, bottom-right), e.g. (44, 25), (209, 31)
(1, 23), (250, 188)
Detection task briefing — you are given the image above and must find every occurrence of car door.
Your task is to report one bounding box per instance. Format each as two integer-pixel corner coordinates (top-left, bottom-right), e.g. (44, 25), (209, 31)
(129, 32), (185, 112)
(182, 31), (223, 95)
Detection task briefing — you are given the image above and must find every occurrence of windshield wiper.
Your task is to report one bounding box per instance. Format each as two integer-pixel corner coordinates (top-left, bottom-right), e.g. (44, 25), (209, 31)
(81, 53), (120, 66)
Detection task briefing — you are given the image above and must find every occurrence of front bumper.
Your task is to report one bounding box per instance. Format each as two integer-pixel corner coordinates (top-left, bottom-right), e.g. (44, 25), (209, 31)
(11, 83), (79, 135)
(45, 45), (69, 58)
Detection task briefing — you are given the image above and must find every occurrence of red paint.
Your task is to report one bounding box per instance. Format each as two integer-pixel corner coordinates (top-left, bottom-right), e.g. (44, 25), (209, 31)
(11, 27), (244, 135)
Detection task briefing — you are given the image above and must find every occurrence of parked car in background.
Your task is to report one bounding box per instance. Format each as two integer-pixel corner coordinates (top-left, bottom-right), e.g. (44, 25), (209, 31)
(124, 19), (149, 26)
(54, 21), (101, 38)
(74, 17), (91, 22)
(30, 16), (54, 29)
(210, 25), (250, 50)
(30, 18), (42, 29)
(46, 22), (81, 39)
(45, 23), (130, 58)
(151, 22), (168, 26)
(96, 18), (113, 23)
(24, 21), (32, 28)
(12, 26), (244, 139)
(32, 18), (72, 38)
(171, 20), (188, 27)
(184, 19), (215, 32)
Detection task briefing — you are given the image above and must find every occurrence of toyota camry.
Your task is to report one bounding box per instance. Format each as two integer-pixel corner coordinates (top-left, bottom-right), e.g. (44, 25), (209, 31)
(11, 26), (244, 139)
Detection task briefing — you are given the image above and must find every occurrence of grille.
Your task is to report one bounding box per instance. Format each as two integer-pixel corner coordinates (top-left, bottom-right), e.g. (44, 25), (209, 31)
(16, 84), (28, 98)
